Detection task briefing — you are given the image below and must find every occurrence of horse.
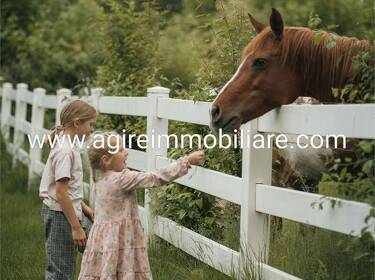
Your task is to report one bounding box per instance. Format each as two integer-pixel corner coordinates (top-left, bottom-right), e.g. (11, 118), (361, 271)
(209, 8), (371, 236)
(210, 8), (371, 131)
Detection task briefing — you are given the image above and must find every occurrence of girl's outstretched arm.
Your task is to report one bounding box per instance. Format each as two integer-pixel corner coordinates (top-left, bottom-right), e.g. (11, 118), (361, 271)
(119, 156), (191, 191)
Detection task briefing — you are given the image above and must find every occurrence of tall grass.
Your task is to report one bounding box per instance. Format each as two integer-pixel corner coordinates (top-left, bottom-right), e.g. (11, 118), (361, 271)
(268, 219), (374, 280)
(149, 237), (234, 280)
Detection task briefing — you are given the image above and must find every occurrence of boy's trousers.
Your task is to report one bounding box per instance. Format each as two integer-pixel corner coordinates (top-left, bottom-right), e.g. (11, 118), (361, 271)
(41, 203), (76, 280)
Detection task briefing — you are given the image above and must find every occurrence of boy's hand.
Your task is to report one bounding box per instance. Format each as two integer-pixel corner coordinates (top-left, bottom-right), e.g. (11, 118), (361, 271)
(83, 206), (95, 223)
(187, 150), (205, 166)
(72, 226), (86, 247)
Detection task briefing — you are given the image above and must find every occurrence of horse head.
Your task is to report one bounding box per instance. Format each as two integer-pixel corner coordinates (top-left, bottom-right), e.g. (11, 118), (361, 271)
(210, 8), (370, 131)
(210, 8), (300, 131)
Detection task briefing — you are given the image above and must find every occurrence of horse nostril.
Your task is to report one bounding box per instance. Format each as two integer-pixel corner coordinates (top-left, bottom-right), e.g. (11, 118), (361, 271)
(211, 106), (221, 121)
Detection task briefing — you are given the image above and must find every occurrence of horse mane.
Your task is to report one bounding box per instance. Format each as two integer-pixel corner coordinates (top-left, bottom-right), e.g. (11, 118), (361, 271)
(248, 27), (372, 102)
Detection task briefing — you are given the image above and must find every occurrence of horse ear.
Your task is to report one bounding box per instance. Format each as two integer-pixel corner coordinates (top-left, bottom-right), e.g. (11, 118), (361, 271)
(270, 8), (284, 40)
(248, 13), (266, 34)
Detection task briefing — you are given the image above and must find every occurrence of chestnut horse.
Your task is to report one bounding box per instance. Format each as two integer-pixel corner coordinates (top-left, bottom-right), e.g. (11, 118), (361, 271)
(210, 8), (371, 131)
(210, 8), (371, 236)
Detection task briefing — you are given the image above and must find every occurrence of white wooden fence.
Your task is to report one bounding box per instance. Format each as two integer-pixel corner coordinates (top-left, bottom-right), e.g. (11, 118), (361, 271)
(1, 82), (374, 280)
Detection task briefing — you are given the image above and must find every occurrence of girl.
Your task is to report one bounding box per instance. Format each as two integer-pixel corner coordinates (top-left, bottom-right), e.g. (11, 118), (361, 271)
(79, 132), (204, 280)
(39, 99), (97, 279)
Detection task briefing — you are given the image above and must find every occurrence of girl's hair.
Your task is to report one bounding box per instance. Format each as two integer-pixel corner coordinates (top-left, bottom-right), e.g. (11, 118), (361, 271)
(49, 99), (96, 142)
(87, 132), (123, 183)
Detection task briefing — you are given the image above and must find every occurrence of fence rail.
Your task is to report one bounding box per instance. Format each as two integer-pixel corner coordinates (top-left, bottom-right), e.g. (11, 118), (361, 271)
(258, 104), (375, 139)
(256, 184), (373, 237)
(1, 82), (374, 280)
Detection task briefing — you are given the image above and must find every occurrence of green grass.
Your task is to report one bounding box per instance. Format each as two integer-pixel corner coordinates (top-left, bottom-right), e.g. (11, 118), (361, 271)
(268, 219), (374, 280)
(1, 139), (47, 279)
(149, 237), (234, 280)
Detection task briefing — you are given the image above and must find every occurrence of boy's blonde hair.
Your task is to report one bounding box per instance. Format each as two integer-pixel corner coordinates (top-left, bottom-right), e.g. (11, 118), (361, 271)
(50, 99), (96, 141)
(87, 132), (123, 182)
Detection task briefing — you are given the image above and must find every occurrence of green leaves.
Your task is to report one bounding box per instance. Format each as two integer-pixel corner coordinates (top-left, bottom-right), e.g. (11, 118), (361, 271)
(325, 39), (336, 49)
(326, 24), (339, 31)
(313, 31), (324, 45)
(176, 209), (187, 220)
(308, 13), (322, 29)
(323, 47), (375, 271)
(359, 141), (373, 154)
(2, 0), (105, 92)
(353, 251), (370, 261)
(151, 183), (225, 241)
(362, 160), (373, 174)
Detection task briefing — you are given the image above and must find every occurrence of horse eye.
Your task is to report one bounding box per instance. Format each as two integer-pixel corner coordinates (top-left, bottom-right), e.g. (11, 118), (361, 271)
(252, 58), (268, 69)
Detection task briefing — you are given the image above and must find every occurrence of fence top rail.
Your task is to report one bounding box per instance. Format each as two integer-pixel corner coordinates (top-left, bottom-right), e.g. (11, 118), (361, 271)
(2, 83), (374, 139)
(98, 96), (148, 117)
(258, 103), (375, 139)
(157, 98), (211, 126)
(20, 90), (34, 104)
(156, 97), (374, 140)
(40, 95), (58, 110)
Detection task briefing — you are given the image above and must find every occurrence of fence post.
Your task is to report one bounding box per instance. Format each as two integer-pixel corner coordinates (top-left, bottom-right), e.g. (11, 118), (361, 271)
(145, 86), (170, 244)
(1, 83), (13, 141)
(28, 88), (46, 190)
(88, 87), (102, 208)
(239, 121), (272, 278)
(13, 83), (28, 167)
(90, 88), (102, 112)
(55, 88), (73, 126)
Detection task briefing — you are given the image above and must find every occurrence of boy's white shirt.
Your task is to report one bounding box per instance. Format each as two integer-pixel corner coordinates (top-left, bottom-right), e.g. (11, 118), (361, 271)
(39, 133), (84, 220)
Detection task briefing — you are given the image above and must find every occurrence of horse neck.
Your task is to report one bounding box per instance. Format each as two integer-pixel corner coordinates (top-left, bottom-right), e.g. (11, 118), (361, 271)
(283, 29), (371, 103)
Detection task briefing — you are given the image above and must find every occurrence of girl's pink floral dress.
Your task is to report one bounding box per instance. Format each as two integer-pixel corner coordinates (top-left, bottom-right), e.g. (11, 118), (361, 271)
(79, 157), (191, 280)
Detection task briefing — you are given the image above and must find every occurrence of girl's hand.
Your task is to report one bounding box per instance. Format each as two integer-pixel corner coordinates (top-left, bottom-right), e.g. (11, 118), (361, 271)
(187, 150), (205, 166)
(72, 226), (86, 247)
(83, 206), (95, 223)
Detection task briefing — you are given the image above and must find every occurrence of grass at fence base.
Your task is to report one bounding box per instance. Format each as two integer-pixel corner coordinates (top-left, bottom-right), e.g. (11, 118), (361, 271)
(0, 136), (232, 279)
(268, 218), (374, 280)
(149, 236), (234, 280)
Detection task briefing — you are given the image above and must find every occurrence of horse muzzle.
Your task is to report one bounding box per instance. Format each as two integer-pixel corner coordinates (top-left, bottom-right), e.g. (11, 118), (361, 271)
(210, 105), (241, 132)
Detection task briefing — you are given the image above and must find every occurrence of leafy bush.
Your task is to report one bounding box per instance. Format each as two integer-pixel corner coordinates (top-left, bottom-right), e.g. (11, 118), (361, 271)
(151, 2), (250, 247)
(317, 48), (375, 275)
(93, 0), (161, 144)
(1, 0), (105, 92)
